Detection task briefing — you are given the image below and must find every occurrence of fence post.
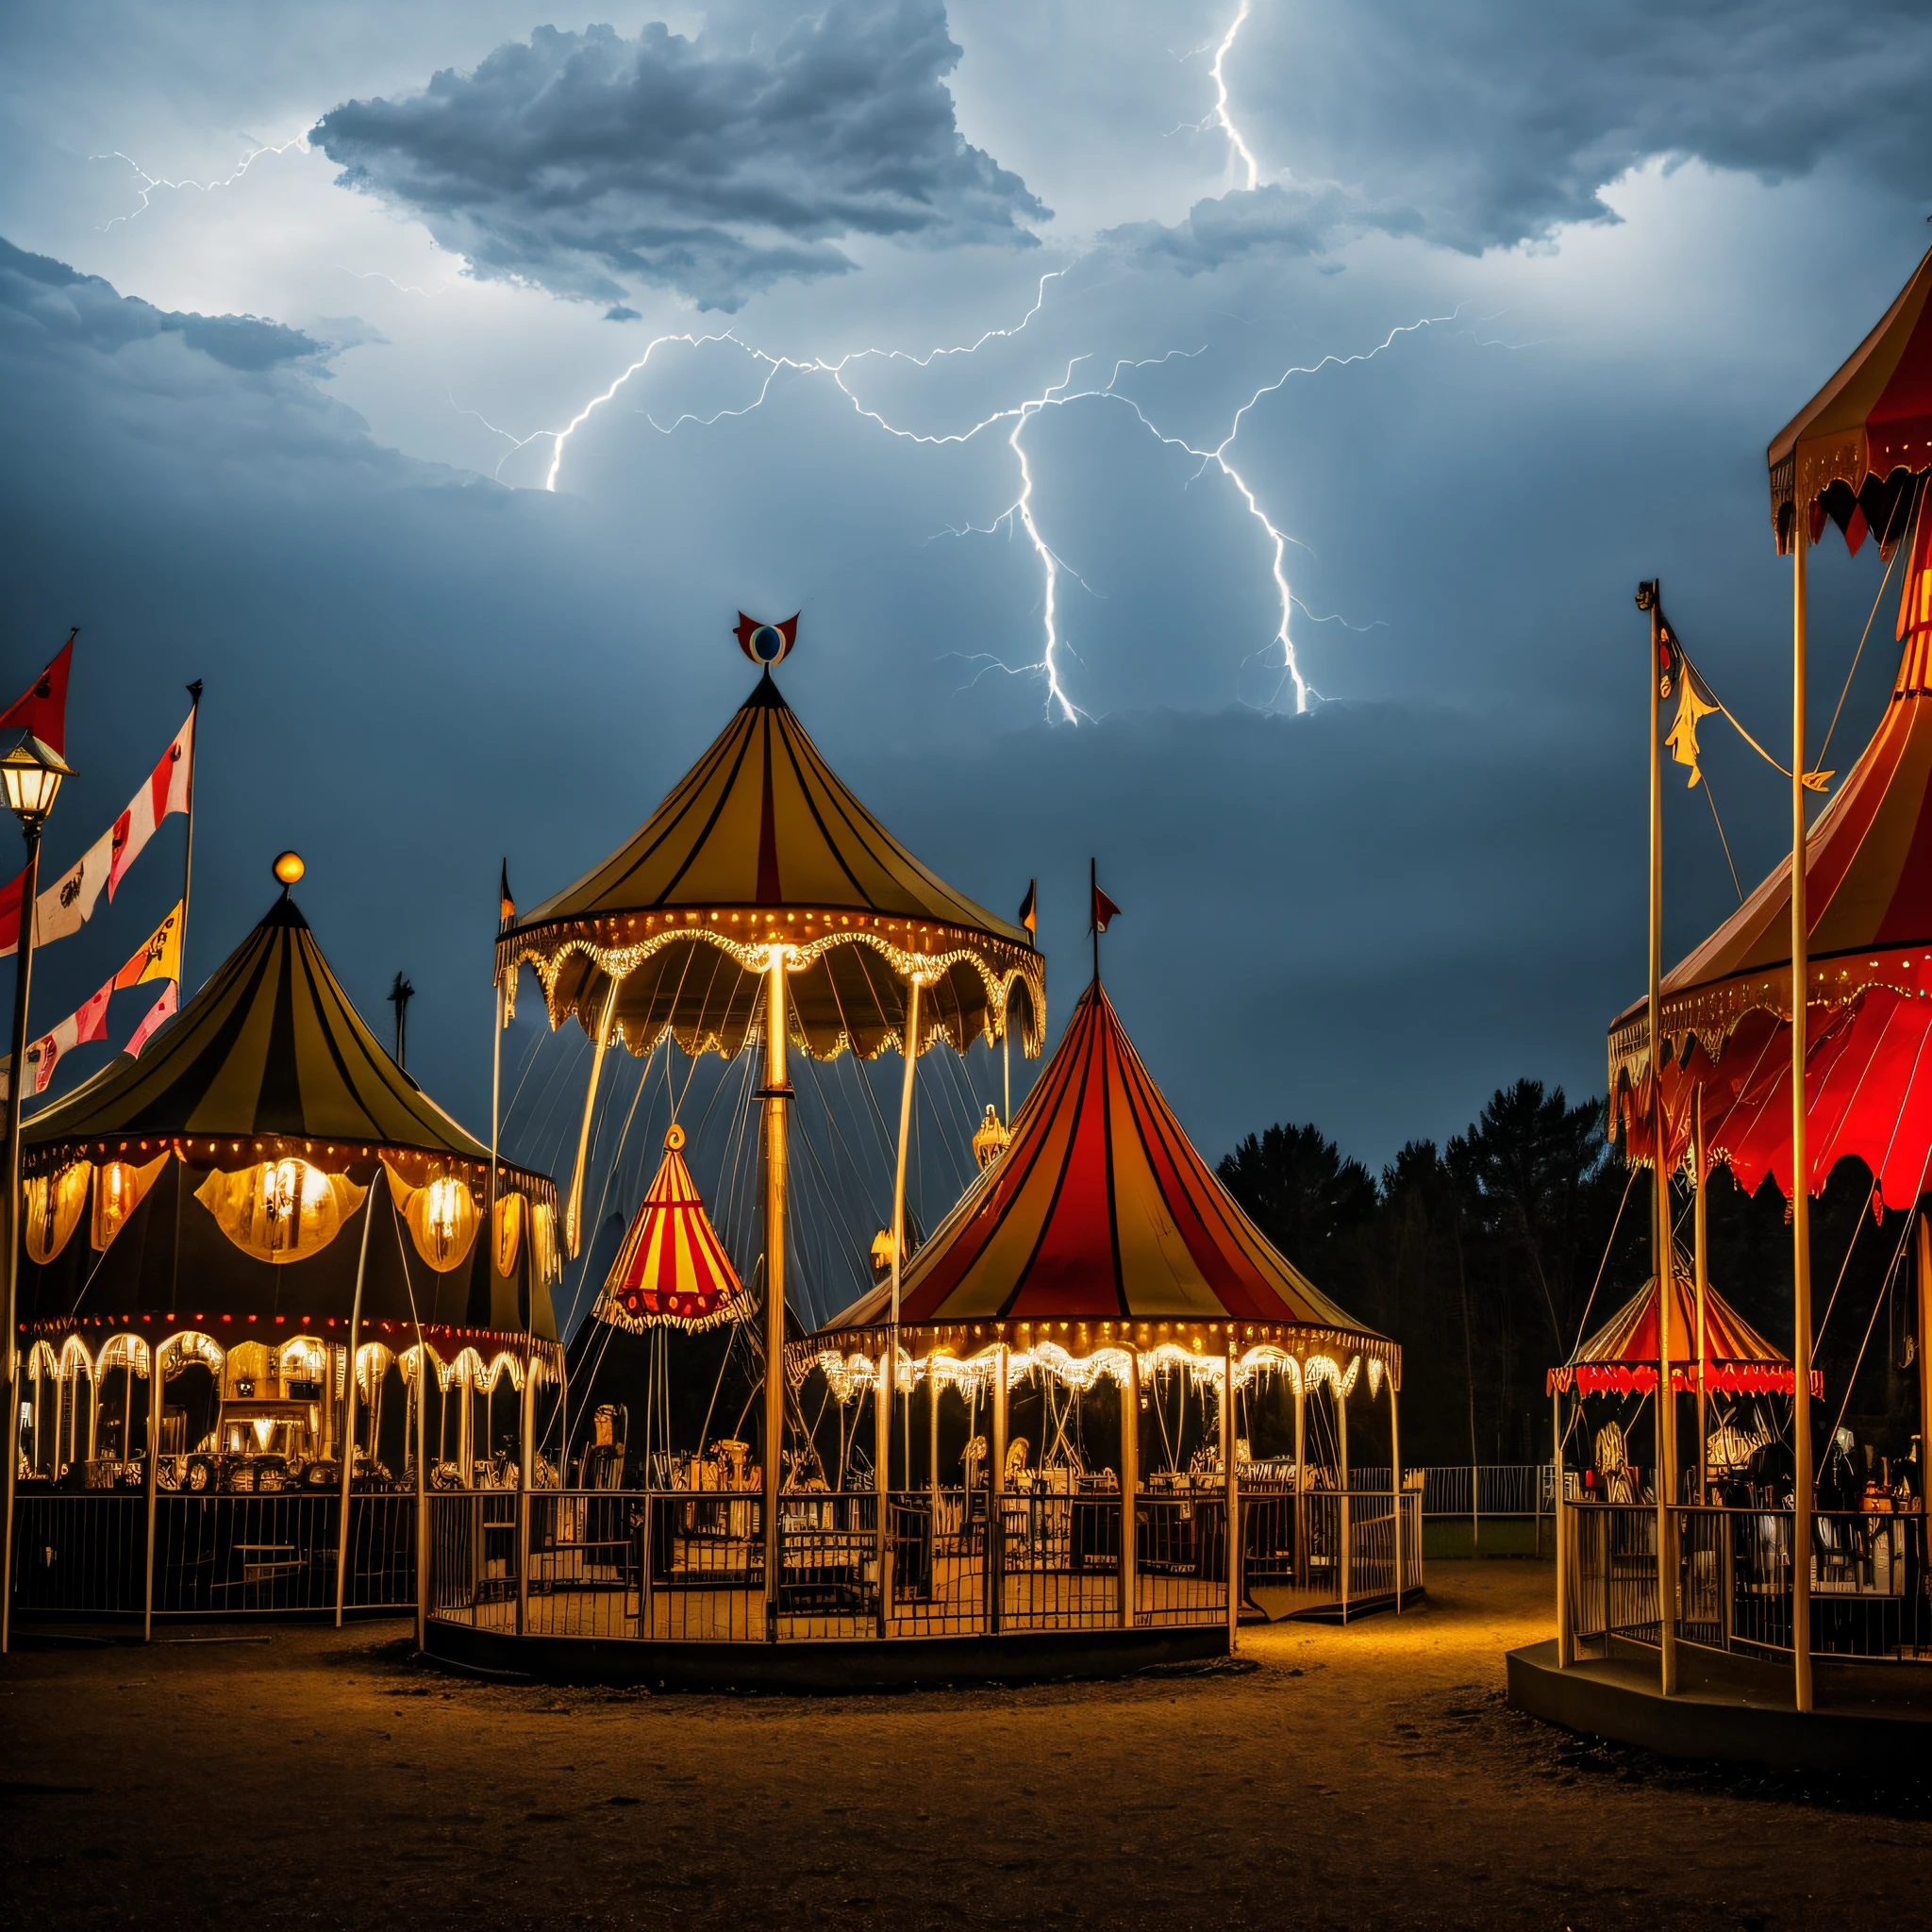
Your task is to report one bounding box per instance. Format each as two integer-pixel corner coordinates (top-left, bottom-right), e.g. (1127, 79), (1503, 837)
(1223, 1341), (1238, 1651)
(1389, 1374), (1403, 1613)
(143, 1341), (162, 1641)
(413, 1357), (428, 1652)
(1472, 1462), (1479, 1548)
(988, 1345), (1007, 1636)
(1121, 1353), (1138, 1631)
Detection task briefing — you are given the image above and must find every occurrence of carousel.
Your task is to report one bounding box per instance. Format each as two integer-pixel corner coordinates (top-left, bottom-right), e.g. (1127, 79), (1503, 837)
(796, 974), (1414, 1634)
(7, 857), (561, 1632)
(1519, 245), (1932, 1754)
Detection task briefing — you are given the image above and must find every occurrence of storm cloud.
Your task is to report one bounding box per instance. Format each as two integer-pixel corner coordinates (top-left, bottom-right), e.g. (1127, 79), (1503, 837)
(1235, 0), (1932, 257)
(310, 3), (1047, 311)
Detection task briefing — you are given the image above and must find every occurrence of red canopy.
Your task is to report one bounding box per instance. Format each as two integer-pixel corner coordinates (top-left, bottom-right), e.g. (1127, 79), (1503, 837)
(816, 978), (1395, 1375)
(1548, 1256), (1818, 1399)
(593, 1127), (745, 1334)
(1771, 243), (1932, 556)
(1612, 488), (1932, 1206)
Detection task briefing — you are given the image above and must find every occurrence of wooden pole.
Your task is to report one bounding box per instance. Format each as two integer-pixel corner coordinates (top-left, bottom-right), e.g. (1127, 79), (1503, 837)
(1390, 1367), (1404, 1613)
(1121, 1352), (1139, 1631)
(1693, 1087), (1710, 1506)
(334, 1190), (375, 1626)
(760, 947), (791, 1641)
(1224, 1343), (1239, 1649)
(1648, 586), (1678, 1696)
(1790, 519), (1816, 1714)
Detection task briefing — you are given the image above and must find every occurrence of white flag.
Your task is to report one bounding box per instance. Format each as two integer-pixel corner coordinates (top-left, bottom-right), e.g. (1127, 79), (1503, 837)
(30, 975), (113, 1093)
(126, 981), (178, 1058)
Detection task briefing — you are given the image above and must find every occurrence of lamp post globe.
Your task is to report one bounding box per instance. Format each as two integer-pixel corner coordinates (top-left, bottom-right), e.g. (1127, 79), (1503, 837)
(1, 726), (73, 1655)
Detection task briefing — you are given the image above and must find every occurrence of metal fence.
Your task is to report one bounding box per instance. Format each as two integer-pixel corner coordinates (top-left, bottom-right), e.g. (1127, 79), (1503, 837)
(9, 1491), (416, 1617)
(423, 1481), (1421, 1643)
(1418, 1465), (1551, 1520)
(1562, 1501), (1931, 1663)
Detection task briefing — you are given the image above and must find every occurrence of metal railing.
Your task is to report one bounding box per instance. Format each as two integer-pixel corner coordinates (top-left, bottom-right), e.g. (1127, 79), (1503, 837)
(1561, 1501), (1931, 1665)
(423, 1481), (1424, 1643)
(9, 1491), (416, 1617)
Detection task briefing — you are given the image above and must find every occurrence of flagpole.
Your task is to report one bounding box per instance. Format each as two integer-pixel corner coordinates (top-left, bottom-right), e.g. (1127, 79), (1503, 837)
(1091, 857), (1099, 984)
(179, 681), (201, 995)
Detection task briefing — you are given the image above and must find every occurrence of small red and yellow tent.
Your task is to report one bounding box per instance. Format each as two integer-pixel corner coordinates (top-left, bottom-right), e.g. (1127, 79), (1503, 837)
(594, 1126), (745, 1334)
(1548, 1257), (1819, 1400)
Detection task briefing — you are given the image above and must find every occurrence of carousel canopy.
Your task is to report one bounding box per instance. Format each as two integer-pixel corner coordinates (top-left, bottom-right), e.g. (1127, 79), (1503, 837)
(1770, 242), (1932, 556)
(499, 669), (1043, 1064)
(592, 1125), (745, 1334)
(1549, 1255), (1818, 1399)
(1610, 485), (1932, 1206)
(17, 885), (558, 1344)
(814, 978), (1397, 1377)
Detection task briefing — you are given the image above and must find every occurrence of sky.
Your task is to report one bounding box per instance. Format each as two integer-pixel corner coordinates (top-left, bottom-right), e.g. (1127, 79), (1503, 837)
(2, 1), (1929, 1259)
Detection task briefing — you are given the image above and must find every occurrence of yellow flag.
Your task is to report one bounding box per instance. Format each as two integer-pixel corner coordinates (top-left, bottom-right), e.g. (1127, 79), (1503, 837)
(113, 900), (182, 990)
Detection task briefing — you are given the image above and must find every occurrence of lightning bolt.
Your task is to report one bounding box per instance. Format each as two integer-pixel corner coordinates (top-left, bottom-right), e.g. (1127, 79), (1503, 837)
(92, 138), (310, 228)
(1208, 0), (1260, 190)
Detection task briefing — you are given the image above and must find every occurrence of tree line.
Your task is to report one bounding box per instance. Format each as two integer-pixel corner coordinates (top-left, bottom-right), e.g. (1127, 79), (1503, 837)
(1216, 1082), (1919, 1469)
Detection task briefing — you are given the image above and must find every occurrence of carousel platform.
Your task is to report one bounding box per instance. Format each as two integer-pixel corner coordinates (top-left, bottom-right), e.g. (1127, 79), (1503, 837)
(1507, 1636), (1932, 1774)
(424, 1617), (1228, 1691)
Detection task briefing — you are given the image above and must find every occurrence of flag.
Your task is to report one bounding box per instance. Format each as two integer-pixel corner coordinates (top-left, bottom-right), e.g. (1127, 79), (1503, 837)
(0, 632), (75, 756)
(113, 901), (183, 990)
(1091, 882), (1121, 933)
(0, 709), (195, 958)
(1657, 610), (1722, 791)
(29, 975), (113, 1093)
(500, 859), (516, 927)
(108, 706), (194, 900)
(125, 981), (178, 1058)
(1017, 879), (1037, 937)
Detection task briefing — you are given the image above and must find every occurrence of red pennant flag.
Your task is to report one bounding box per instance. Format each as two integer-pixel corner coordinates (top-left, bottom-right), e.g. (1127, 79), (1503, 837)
(107, 706), (194, 902)
(30, 974), (113, 1093)
(1092, 883), (1121, 933)
(126, 981), (178, 1058)
(1, 633), (75, 757)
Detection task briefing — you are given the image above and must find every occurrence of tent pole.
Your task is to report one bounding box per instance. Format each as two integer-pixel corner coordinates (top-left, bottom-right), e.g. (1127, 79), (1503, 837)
(989, 1347), (1008, 1635)
(1648, 583), (1678, 1697)
(1554, 1389), (1572, 1665)
(334, 1191), (375, 1628)
(1121, 1350), (1139, 1631)
(1390, 1367), (1404, 1613)
(143, 1340), (162, 1642)
(1790, 518), (1816, 1714)
(1224, 1341), (1239, 1649)
(760, 946), (791, 1642)
(1919, 1213), (1932, 1519)
(1293, 1365), (1307, 1587)
(1693, 1089), (1710, 1507)
(1338, 1374), (1350, 1621)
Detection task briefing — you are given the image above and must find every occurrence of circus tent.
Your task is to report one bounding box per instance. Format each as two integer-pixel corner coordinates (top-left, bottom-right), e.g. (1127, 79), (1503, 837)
(1611, 480), (1932, 1208)
(1548, 1257), (1816, 1400)
(592, 1125), (745, 1335)
(18, 881), (560, 1361)
(811, 976), (1396, 1385)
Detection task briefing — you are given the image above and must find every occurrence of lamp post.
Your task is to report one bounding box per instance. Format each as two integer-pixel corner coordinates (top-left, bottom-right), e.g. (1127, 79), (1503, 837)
(1, 729), (72, 1655)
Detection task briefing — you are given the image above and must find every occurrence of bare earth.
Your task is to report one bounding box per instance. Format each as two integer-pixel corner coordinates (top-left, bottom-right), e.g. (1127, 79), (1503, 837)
(4, 1559), (1928, 1930)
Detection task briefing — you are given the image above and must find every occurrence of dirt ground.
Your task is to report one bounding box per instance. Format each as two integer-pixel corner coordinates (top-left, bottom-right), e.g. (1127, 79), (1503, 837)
(5, 1559), (1929, 1930)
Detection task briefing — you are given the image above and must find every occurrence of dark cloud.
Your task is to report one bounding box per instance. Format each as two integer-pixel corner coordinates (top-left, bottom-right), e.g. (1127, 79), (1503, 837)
(1238, 0), (1932, 256)
(0, 238), (322, 371)
(309, 4), (1047, 312)
(1108, 181), (1422, 275)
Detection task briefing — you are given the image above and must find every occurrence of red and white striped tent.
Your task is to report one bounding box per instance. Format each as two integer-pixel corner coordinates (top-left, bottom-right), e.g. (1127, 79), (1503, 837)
(593, 1126), (746, 1334)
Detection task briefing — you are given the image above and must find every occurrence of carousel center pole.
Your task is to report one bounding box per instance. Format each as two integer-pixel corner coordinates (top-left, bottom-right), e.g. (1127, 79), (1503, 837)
(880, 972), (923, 1634)
(761, 945), (791, 1642)
(1647, 581), (1679, 1697)
(1790, 517), (1815, 1714)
